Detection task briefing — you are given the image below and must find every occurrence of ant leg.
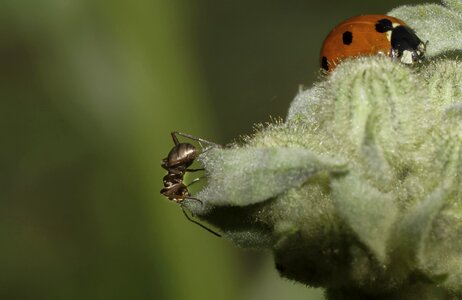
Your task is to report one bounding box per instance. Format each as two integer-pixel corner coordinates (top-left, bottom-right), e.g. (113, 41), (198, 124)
(181, 207), (221, 237)
(170, 132), (180, 146)
(171, 131), (222, 149)
(186, 176), (206, 188)
(185, 168), (204, 172)
(184, 195), (203, 204)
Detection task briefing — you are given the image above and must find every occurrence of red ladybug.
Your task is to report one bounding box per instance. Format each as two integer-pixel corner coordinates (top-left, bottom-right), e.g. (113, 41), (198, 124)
(320, 14), (426, 72)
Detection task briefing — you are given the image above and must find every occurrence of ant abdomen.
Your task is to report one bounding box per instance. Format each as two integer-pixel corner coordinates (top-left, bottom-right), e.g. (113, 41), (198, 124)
(163, 143), (198, 170)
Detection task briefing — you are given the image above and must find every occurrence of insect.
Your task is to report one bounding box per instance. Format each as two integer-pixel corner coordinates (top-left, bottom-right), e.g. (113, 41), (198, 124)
(320, 14), (426, 72)
(161, 131), (221, 237)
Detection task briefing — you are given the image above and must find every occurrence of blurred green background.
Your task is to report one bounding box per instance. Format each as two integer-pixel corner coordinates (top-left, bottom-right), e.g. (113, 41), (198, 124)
(1, 1), (426, 299)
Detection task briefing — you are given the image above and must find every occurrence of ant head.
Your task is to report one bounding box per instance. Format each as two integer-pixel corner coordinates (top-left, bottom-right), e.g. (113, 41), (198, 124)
(178, 185), (191, 198)
(160, 182), (191, 201)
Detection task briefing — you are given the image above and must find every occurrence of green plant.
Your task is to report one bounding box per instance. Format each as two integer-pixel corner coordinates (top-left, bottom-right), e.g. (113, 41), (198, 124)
(184, 1), (462, 298)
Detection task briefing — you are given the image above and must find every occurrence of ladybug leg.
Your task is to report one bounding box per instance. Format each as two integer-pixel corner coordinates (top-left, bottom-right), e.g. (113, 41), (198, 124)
(391, 48), (400, 61)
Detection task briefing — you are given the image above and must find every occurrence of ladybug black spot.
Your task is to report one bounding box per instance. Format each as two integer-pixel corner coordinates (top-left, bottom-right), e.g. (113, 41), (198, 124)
(342, 31), (353, 45)
(321, 56), (329, 71)
(375, 18), (393, 33)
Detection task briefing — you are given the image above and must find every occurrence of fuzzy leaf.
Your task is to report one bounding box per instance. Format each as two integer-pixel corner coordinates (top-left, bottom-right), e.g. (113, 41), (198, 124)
(413, 104), (462, 293)
(174, 1), (462, 298)
(331, 172), (398, 264)
(390, 186), (449, 279)
(196, 147), (346, 207)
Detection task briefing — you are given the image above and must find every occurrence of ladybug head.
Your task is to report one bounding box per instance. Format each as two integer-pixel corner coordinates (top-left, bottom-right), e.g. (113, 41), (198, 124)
(391, 25), (426, 64)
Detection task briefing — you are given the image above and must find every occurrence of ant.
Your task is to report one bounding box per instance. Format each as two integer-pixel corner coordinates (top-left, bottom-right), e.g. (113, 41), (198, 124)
(160, 131), (221, 237)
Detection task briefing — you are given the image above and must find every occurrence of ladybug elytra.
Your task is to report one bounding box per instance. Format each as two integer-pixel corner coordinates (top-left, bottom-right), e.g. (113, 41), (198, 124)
(320, 14), (426, 72)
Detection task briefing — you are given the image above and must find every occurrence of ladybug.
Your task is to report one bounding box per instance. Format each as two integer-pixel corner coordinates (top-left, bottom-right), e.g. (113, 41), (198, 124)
(320, 14), (426, 72)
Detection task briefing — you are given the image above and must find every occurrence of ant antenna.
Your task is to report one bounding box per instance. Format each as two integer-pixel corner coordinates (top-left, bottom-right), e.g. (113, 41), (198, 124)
(181, 206), (221, 237)
(172, 131), (222, 149)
